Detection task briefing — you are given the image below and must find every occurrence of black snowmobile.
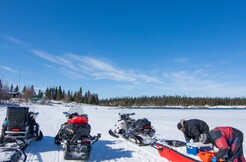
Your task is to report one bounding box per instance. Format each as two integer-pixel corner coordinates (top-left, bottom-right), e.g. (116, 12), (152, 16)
(109, 112), (156, 146)
(0, 106), (43, 162)
(54, 106), (101, 161)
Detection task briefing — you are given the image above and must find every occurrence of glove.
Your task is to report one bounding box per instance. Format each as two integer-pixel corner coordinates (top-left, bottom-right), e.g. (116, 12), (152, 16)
(211, 157), (217, 162)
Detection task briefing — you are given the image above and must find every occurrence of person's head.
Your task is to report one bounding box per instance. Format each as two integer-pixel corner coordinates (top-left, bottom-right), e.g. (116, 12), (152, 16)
(199, 133), (211, 144)
(177, 119), (186, 132)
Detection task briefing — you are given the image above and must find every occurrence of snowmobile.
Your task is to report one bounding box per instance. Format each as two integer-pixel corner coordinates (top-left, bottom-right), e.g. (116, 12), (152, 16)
(109, 112), (156, 146)
(0, 106), (43, 162)
(54, 106), (101, 161)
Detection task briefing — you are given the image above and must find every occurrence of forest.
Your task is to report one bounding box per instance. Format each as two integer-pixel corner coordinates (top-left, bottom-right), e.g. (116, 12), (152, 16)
(1, 79), (246, 107)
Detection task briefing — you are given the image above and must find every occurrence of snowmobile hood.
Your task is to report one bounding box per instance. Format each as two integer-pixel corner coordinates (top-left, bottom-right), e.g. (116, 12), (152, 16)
(67, 115), (88, 124)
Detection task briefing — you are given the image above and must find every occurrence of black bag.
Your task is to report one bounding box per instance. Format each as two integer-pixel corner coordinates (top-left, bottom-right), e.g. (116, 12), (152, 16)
(134, 118), (151, 129)
(64, 123), (91, 139)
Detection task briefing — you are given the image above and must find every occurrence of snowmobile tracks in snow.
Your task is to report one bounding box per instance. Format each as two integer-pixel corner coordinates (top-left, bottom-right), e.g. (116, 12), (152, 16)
(120, 138), (163, 161)
(108, 133), (162, 161)
(24, 139), (42, 162)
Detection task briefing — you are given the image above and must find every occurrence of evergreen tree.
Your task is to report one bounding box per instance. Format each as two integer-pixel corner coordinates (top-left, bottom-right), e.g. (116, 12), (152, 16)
(62, 90), (65, 100)
(22, 85), (26, 94)
(10, 84), (14, 92)
(56, 86), (63, 100)
(37, 90), (43, 98)
(84, 90), (91, 104)
(78, 87), (83, 103)
(45, 87), (51, 99)
(14, 85), (19, 92)
(22, 85), (35, 100)
(64, 90), (72, 102)
(91, 93), (99, 105)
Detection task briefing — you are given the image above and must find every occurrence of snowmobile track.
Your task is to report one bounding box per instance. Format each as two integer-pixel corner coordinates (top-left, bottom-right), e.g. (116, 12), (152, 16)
(25, 140), (41, 162)
(54, 145), (63, 162)
(110, 136), (164, 162)
(125, 139), (162, 161)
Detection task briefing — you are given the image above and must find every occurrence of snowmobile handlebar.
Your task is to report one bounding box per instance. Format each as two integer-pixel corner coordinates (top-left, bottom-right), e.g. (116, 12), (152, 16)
(63, 112), (88, 118)
(118, 112), (136, 120)
(118, 112), (135, 116)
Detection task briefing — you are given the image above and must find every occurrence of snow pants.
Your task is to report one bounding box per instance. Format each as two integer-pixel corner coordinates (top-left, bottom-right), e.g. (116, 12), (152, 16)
(228, 130), (246, 162)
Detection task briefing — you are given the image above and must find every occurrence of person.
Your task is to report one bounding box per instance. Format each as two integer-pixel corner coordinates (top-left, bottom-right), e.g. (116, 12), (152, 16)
(27, 112), (39, 137)
(177, 119), (209, 143)
(199, 126), (246, 162)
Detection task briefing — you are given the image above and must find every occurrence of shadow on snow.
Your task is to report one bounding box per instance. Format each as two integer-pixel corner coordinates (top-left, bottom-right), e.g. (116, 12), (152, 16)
(24, 136), (133, 161)
(90, 140), (133, 161)
(24, 136), (62, 162)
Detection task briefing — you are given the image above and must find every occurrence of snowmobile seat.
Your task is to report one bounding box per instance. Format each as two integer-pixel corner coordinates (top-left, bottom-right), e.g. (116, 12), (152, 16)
(6, 106), (29, 131)
(64, 123), (91, 140)
(69, 124), (91, 143)
(134, 118), (151, 130)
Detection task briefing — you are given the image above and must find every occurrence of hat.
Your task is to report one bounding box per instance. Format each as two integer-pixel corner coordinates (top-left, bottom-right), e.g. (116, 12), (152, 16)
(177, 119), (185, 130)
(177, 123), (182, 130)
(199, 133), (211, 144)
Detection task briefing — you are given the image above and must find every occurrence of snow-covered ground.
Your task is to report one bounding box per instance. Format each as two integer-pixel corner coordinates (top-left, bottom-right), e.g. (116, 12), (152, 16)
(0, 103), (245, 162)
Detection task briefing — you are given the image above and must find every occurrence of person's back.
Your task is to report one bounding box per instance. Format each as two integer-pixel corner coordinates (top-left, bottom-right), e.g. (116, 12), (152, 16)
(177, 119), (209, 142)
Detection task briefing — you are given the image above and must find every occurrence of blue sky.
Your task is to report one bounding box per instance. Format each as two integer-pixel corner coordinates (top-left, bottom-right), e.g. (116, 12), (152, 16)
(1, 1), (246, 99)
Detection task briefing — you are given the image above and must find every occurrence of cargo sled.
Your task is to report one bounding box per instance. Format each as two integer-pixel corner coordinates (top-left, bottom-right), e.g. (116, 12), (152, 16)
(0, 106), (43, 162)
(152, 139), (218, 162)
(54, 106), (101, 161)
(109, 111), (156, 146)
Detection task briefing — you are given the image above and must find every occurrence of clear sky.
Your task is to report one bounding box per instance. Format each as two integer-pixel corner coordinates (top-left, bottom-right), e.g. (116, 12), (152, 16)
(0, 1), (246, 99)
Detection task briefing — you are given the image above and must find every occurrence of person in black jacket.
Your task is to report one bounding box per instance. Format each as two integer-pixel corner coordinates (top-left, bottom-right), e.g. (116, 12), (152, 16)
(177, 119), (209, 143)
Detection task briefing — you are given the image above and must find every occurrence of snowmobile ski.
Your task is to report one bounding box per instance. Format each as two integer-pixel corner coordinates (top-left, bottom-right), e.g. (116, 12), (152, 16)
(108, 129), (119, 138)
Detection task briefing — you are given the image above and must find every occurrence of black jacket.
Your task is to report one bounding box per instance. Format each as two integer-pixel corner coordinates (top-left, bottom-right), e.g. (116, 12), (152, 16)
(183, 119), (209, 142)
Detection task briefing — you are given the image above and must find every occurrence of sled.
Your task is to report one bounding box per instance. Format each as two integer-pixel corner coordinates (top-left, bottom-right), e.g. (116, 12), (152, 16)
(0, 139), (27, 162)
(152, 140), (202, 162)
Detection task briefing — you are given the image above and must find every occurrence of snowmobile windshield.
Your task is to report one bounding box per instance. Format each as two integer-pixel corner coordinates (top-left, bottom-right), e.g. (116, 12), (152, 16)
(118, 109), (135, 120)
(67, 106), (85, 115)
(29, 107), (36, 112)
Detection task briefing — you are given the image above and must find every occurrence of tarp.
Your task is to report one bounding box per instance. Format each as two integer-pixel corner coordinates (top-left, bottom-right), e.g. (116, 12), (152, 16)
(31, 97), (42, 101)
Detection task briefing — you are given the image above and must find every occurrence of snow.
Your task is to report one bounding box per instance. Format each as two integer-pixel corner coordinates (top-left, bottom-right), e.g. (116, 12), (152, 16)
(0, 103), (245, 162)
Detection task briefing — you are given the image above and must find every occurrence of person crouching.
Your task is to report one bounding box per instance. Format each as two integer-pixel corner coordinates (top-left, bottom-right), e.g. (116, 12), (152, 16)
(199, 126), (246, 162)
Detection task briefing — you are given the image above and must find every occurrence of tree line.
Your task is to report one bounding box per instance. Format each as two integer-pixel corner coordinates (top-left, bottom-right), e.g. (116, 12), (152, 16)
(2, 79), (246, 107)
(0, 79), (99, 105)
(99, 95), (246, 107)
